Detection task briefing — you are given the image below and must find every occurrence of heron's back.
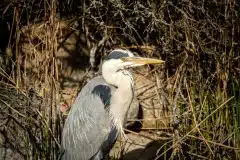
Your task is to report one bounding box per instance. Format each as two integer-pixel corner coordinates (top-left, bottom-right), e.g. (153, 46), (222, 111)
(61, 76), (118, 160)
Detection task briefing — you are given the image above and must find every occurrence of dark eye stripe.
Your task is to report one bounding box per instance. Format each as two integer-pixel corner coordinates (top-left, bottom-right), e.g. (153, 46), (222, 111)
(104, 51), (129, 61)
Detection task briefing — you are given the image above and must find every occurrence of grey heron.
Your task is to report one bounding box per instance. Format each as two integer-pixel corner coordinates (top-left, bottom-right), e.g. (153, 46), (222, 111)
(61, 49), (164, 160)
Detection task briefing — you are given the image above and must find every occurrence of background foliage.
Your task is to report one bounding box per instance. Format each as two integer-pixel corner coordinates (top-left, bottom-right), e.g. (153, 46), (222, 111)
(0, 0), (239, 159)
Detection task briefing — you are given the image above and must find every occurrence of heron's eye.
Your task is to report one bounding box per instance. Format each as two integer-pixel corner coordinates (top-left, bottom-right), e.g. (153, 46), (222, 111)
(121, 57), (128, 62)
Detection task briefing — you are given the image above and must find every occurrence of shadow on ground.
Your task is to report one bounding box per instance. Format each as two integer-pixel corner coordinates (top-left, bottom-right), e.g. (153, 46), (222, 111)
(110, 135), (172, 160)
(122, 139), (172, 160)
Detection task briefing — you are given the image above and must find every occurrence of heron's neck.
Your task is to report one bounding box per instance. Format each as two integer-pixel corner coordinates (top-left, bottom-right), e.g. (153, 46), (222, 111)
(104, 71), (134, 131)
(111, 78), (133, 122)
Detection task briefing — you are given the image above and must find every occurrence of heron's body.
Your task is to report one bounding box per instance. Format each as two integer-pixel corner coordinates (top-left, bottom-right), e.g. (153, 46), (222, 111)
(61, 76), (130, 160)
(61, 49), (164, 160)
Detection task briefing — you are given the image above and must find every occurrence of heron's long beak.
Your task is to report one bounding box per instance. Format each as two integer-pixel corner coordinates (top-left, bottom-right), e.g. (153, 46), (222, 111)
(121, 57), (165, 65)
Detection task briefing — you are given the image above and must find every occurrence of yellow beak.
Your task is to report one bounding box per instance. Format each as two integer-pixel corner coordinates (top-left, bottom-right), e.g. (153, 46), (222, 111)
(121, 57), (165, 65)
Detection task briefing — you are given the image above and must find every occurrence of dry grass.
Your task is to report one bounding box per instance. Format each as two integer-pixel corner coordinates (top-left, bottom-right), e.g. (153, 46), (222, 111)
(0, 0), (240, 159)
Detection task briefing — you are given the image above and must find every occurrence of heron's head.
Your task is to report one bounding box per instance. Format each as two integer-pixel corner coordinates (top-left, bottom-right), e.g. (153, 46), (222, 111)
(102, 49), (165, 86)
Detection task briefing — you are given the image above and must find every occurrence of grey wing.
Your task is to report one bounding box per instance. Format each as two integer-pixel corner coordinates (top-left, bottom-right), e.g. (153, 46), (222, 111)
(61, 76), (118, 160)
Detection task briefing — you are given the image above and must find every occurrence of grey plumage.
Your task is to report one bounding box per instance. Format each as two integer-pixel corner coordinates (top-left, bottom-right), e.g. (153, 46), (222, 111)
(61, 76), (119, 160)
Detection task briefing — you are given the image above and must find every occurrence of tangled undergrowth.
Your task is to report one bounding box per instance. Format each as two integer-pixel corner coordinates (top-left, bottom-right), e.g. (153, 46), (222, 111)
(0, 0), (240, 159)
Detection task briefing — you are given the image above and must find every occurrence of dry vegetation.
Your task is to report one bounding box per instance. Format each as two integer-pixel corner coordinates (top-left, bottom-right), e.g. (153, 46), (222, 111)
(0, 0), (240, 159)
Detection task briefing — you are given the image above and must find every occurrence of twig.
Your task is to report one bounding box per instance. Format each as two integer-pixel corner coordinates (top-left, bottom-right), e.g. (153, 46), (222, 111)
(187, 135), (240, 150)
